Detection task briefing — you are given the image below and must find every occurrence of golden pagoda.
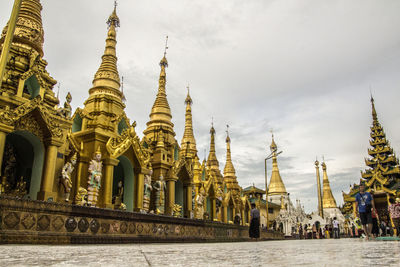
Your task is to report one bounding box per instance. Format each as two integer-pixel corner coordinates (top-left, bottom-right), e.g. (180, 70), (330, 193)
(321, 161), (337, 209)
(69, 3), (150, 211)
(267, 135), (287, 204)
(343, 97), (400, 219)
(0, 0), (72, 201)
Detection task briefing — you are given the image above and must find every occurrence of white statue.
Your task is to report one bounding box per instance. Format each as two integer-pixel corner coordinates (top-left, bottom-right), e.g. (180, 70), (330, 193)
(87, 146), (102, 207)
(153, 175), (166, 214)
(195, 187), (206, 219)
(61, 153), (77, 202)
(143, 169), (153, 212)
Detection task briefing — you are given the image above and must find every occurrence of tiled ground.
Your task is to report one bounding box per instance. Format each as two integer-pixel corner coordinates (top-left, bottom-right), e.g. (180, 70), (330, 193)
(1, 239), (400, 266)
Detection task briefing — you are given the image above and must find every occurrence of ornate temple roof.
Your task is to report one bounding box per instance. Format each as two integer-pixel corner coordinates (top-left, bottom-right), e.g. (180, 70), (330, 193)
(343, 97), (400, 205)
(180, 88), (197, 158)
(268, 135), (287, 196)
(321, 161), (338, 209)
(1, 0), (45, 56)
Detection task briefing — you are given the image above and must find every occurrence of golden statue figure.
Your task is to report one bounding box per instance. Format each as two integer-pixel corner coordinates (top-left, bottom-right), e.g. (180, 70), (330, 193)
(87, 147), (102, 207)
(195, 187), (206, 219)
(153, 175), (166, 214)
(143, 169), (153, 212)
(75, 187), (88, 206)
(61, 153), (77, 202)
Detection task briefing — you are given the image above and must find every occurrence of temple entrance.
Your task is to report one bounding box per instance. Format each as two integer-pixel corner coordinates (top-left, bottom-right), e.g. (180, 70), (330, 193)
(112, 156), (134, 211)
(373, 193), (390, 224)
(175, 179), (184, 217)
(206, 184), (216, 220)
(1, 131), (44, 200)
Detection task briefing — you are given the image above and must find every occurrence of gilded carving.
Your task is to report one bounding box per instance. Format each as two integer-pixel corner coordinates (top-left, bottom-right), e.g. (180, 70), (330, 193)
(21, 213), (36, 230)
(4, 212), (20, 229)
(120, 221), (128, 234)
(90, 219), (100, 234)
(78, 218), (89, 233)
(52, 216), (64, 231)
(101, 222), (110, 234)
(14, 114), (44, 140)
(37, 215), (50, 231)
(65, 217), (77, 232)
(128, 223), (136, 234)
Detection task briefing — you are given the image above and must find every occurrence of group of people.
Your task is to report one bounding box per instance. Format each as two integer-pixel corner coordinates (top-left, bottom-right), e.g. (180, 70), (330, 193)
(296, 218), (340, 239)
(354, 183), (400, 240)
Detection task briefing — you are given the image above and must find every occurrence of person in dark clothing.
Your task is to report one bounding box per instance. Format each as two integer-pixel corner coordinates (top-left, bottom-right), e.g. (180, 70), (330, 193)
(249, 203), (260, 239)
(355, 183), (376, 240)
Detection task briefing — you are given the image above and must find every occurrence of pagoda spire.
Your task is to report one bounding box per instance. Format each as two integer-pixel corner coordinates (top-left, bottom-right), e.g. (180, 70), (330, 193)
(90, 2), (122, 97)
(82, 2), (125, 132)
(268, 135), (287, 196)
(321, 160), (337, 208)
(144, 36), (175, 139)
(223, 125), (239, 191)
(180, 86), (197, 158)
(223, 125), (236, 177)
(207, 121), (219, 169)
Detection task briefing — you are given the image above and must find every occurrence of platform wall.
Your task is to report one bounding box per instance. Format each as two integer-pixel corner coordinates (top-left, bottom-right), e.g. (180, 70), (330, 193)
(0, 196), (283, 244)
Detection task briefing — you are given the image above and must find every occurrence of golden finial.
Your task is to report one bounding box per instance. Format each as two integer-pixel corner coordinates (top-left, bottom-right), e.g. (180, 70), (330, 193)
(159, 36), (169, 68)
(107, 0), (120, 28)
(315, 156), (319, 166)
(71, 153), (77, 161)
(164, 35), (169, 57)
(95, 146), (101, 155)
(184, 84), (192, 105)
(226, 124), (231, 143)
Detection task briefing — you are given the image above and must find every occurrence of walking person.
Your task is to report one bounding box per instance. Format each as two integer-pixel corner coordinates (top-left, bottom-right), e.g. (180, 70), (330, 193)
(249, 203), (260, 240)
(332, 217), (340, 239)
(355, 183), (376, 240)
(371, 208), (379, 237)
(388, 198), (400, 237)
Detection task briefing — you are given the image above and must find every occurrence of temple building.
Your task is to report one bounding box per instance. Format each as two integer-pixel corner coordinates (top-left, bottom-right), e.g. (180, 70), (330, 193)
(0, 0), (255, 224)
(343, 97), (400, 226)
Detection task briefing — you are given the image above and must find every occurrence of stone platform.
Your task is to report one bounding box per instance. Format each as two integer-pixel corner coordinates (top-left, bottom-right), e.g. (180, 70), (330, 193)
(0, 196), (283, 244)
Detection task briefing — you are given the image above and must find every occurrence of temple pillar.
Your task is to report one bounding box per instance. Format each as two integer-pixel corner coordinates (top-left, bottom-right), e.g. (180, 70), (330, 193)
(100, 158), (119, 209)
(0, 130), (8, 173)
(135, 171), (145, 212)
(166, 178), (176, 215)
(74, 155), (89, 201)
(241, 209), (245, 225)
(37, 140), (61, 201)
(185, 184), (193, 218)
(212, 198), (216, 220)
(223, 204), (228, 223)
(0, 125), (13, 174)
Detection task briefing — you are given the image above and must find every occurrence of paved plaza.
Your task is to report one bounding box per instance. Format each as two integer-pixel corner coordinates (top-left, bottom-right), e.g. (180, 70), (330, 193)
(1, 239), (400, 266)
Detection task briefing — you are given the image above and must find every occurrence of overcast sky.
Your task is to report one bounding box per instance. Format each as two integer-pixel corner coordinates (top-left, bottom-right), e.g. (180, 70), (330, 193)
(1, 0), (400, 212)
